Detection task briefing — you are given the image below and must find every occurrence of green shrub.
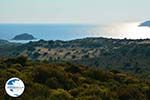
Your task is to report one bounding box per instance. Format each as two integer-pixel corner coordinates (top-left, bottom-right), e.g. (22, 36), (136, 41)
(49, 89), (74, 100)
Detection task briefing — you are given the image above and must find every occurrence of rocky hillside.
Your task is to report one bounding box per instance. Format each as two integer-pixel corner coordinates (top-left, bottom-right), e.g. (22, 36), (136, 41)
(2, 37), (150, 79)
(11, 37), (150, 61)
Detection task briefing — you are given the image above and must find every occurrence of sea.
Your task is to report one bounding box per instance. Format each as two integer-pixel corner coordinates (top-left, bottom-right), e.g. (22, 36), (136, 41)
(0, 23), (150, 43)
(0, 24), (104, 43)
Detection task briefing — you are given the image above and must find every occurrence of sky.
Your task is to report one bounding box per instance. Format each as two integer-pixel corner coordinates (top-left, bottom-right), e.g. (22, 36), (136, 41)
(0, 0), (150, 24)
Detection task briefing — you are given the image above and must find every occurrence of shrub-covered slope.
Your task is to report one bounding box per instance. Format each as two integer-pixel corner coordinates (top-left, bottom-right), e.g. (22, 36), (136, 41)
(9, 38), (150, 79)
(0, 57), (149, 100)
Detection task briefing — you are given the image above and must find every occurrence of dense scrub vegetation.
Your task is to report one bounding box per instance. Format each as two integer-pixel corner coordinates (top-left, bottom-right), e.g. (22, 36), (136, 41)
(77, 43), (150, 80)
(0, 40), (21, 56)
(0, 57), (149, 100)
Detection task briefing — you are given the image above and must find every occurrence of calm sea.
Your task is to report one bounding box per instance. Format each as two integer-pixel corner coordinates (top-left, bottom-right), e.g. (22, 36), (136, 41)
(1, 23), (149, 43)
(0, 24), (108, 43)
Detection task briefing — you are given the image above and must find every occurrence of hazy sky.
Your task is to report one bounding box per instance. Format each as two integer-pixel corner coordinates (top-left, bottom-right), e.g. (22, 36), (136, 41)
(0, 0), (150, 24)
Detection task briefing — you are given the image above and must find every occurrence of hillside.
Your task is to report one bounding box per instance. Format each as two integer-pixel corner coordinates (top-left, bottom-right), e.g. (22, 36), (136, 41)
(0, 57), (149, 100)
(0, 40), (21, 56)
(7, 37), (150, 79)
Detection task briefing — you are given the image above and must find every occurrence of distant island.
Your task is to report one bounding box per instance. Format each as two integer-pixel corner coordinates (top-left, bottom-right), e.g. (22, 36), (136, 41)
(12, 33), (36, 40)
(139, 20), (150, 27)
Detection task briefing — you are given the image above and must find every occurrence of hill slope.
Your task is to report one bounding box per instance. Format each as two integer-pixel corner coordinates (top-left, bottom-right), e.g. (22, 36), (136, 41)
(7, 37), (150, 79)
(0, 57), (149, 100)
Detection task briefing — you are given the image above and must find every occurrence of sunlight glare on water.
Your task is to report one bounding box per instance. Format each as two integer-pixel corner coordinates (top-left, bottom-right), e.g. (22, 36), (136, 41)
(104, 22), (150, 39)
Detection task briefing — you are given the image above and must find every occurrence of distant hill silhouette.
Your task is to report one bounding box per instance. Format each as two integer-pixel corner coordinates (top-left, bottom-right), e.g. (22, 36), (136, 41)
(12, 33), (36, 40)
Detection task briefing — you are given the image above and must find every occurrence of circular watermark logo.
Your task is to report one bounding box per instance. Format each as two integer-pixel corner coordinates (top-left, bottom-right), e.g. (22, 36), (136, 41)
(5, 77), (25, 97)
